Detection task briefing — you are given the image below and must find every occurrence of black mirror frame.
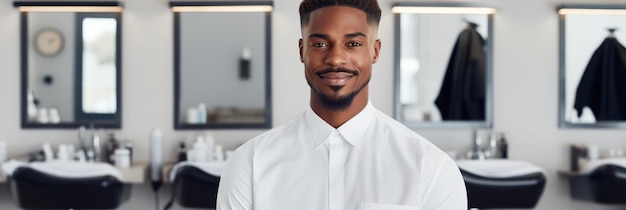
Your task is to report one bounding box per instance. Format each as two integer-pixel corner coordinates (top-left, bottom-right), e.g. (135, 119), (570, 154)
(16, 1), (123, 129)
(171, 1), (273, 130)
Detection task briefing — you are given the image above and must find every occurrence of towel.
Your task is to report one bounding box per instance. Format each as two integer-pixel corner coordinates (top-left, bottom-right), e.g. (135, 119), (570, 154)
(1, 160), (122, 180)
(1, 159), (27, 178)
(457, 159), (545, 178)
(169, 161), (225, 182)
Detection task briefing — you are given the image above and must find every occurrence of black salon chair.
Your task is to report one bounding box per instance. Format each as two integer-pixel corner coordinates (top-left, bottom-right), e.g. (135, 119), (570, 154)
(569, 164), (626, 204)
(8, 167), (131, 210)
(462, 170), (546, 209)
(165, 165), (221, 210)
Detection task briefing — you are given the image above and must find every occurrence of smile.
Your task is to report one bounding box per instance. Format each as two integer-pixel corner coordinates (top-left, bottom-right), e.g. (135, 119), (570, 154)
(319, 72), (355, 86)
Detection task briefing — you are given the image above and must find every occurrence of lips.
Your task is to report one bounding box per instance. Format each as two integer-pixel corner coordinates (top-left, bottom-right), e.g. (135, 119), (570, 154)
(319, 72), (355, 86)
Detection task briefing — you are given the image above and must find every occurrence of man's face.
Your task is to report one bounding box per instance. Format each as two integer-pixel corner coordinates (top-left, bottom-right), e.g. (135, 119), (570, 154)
(299, 6), (381, 110)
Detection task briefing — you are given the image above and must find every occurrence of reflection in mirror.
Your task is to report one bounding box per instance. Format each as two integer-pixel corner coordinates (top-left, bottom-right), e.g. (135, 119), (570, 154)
(80, 16), (117, 114)
(392, 4), (494, 128)
(18, 2), (122, 129)
(172, 2), (272, 129)
(558, 5), (626, 128)
(76, 13), (119, 123)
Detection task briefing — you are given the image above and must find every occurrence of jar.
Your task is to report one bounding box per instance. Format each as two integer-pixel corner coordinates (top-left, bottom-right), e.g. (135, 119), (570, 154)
(113, 148), (131, 168)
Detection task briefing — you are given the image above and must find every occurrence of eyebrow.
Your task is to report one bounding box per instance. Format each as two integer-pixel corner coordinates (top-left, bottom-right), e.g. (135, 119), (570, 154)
(308, 32), (367, 40)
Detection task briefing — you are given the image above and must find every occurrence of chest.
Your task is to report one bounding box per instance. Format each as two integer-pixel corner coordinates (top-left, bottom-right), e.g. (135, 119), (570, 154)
(252, 143), (427, 210)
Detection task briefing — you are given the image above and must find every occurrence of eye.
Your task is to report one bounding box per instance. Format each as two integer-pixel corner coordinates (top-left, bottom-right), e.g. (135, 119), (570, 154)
(312, 42), (327, 48)
(347, 42), (362, 47)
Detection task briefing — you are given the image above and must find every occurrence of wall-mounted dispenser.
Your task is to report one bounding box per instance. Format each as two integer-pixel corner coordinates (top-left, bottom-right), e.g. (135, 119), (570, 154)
(239, 47), (251, 80)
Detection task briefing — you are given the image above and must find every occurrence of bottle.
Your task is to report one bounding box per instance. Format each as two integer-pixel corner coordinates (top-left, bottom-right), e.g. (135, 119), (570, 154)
(37, 108), (49, 123)
(27, 90), (38, 121)
(488, 132), (499, 159)
(57, 144), (69, 161)
(48, 108), (60, 124)
(104, 133), (119, 164)
(193, 136), (207, 162)
(499, 133), (508, 159)
(150, 128), (163, 183)
(239, 47), (251, 80)
(178, 141), (187, 162)
(198, 103), (207, 124)
(42, 142), (54, 161)
(67, 144), (75, 161)
(123, 140), (134, 164)
(214, 144), (224, 162)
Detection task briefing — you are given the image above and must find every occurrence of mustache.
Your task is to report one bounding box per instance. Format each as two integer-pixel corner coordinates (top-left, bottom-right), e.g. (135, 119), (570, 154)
(316, 67), (359, 76)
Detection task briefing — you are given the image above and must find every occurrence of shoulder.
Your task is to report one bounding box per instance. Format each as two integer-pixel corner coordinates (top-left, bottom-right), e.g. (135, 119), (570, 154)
(371, 108), (440, 149)
(232, 113), (306, 156)
(369, 107), (453, 165)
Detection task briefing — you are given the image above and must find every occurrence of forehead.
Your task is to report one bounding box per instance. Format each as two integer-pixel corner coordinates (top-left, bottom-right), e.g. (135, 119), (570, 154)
(303, 6), (372, 34)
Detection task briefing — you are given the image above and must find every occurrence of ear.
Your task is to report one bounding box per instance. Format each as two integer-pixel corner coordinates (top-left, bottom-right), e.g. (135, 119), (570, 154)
(372, 39), (381, 64)
(298, 38), (304, 63)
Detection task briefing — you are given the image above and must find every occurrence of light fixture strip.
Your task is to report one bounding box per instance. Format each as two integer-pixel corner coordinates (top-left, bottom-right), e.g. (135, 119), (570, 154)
(171, 5), (272, 12)
(18, 6), (122, 12)
(391, 6), (495, 14)
(558, 8), (626, 15)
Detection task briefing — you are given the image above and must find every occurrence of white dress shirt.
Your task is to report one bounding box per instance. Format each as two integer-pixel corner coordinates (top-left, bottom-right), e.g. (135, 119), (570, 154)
(217, 102), (467, 210)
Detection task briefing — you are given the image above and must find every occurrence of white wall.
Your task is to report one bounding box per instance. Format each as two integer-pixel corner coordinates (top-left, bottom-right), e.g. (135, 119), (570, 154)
(2, 0), (626, 209)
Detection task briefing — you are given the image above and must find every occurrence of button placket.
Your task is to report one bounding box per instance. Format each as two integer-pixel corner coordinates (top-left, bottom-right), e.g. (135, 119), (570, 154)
(328, 131), (344, 210)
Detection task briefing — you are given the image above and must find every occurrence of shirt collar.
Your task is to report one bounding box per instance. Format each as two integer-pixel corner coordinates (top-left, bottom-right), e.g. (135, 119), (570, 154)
(305, 101), (376, 148)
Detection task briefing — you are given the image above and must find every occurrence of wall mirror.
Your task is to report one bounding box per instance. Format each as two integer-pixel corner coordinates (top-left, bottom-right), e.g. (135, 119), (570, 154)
(171, 1), (272, 129)
(16, 1), (123, 129)
(392, 3), (495, 129)
(558, 5), (626, 128)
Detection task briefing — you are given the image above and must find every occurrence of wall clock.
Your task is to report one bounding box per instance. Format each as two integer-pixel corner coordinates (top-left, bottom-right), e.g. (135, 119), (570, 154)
(34, 27), (64, 57)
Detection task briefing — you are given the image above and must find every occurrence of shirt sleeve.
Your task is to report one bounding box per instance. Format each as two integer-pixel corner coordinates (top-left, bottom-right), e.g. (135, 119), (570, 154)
(420, 155), (468, 210)
(216, 146), (253, 210)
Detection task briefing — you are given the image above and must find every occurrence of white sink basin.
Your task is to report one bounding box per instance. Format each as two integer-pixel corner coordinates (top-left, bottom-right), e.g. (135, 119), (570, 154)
(580, 157), (626, 174)
(2, 160), (121, 179)
(456, 159), (545, 178)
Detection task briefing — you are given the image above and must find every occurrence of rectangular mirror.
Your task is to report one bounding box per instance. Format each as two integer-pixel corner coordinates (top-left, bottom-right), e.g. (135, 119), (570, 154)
(17, 1), (123, 129)
(558, 4), (626, 128)
(392, 3), (494, 129)
(171, 1), (272, 129)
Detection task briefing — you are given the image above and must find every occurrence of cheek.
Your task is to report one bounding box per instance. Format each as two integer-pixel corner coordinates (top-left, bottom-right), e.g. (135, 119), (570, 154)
(350, 56), (371, 70)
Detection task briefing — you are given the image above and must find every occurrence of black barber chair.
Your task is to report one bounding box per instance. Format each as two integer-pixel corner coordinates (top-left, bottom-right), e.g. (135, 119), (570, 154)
(569, 164), (626, 204)
(462, 170), (546, 209)
(9, 167), (131, 210)
(165, 165), (221, 209)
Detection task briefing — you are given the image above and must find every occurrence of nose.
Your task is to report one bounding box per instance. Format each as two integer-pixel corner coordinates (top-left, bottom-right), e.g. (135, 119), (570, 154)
(324, 46), (347, 67)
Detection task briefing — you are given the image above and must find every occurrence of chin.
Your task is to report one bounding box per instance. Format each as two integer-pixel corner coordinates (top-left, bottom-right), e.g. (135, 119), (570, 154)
(317, 90), (357, 111)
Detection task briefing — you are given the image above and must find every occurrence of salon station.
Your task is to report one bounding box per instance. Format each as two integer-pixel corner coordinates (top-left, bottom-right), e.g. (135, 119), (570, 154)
(0, 0), (626, 209)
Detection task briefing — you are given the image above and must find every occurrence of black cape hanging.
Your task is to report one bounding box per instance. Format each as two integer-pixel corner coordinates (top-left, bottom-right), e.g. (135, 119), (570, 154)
(435, 22), (486, 121)
(573, 29), (626, 121)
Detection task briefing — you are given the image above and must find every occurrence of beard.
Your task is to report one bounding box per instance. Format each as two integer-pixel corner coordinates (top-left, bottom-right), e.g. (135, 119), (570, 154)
(308, 68), (370, 111)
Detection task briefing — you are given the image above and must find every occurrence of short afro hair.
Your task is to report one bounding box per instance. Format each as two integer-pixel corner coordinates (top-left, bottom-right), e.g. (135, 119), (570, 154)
(299, 0), (381, 27)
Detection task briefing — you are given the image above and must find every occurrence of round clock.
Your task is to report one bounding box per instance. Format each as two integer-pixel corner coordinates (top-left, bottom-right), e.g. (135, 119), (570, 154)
(34, 28), (64, 57)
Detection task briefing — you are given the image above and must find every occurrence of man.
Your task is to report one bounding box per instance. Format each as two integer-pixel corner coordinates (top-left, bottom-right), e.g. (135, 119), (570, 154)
(217, 0), (467, 209)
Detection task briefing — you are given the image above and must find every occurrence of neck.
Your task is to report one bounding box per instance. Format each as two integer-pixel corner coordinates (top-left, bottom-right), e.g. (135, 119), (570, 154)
(310, 87), (369, 128)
